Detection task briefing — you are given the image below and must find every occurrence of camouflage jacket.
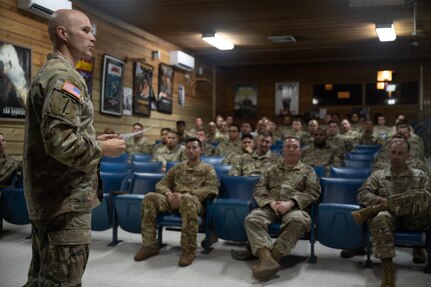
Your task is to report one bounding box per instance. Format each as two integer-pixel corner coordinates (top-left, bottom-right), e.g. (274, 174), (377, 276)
(156, 161), (219, 202)
(152, 144), (185, 167)
(217, 139), (242, 158)
(23, 53), (101, 220)
(229, 150), (281, 176)
(358, 132), (378, 145)
(301, 143), (344, 176)
(254, 161), (320, 210)
(357, 166), (430, 206)
(327, 134), (353, 152)
(0, 153), (22, 186)
(126, 136), (153, 154)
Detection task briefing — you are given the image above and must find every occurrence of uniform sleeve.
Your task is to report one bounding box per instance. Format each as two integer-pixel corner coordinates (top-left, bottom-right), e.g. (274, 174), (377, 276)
(0, 158), (21, 186)
(155, 166), (175, 195)
(331, 149), (344, 167)
(228, 155), (243, 176)
(254, 169), (276, 207)
(190, 166), (220, 201)
(41, 80), (102, 174)
(357, 172), (382, 206)
(290, 168), (321, 209)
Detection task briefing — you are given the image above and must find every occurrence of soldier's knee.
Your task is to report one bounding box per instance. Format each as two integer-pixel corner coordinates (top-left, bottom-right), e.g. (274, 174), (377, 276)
(368, 211), (391, 228)
(179, 194), (200, 211)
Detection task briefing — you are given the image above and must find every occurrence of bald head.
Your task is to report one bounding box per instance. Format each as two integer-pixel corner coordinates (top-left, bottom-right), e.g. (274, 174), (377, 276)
(48, 9), (95, 64)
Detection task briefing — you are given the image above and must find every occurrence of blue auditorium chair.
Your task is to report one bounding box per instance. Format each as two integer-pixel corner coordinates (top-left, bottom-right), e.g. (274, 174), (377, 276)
(345, 152), (376, 161)
(131, 153), (153, 162)
(212, 164), (232, 182)
(166, 161), (179, 172)
(200, 156), (224, 165)
(131, 161), (163, 173)
(317, 177), (367, 259)
(355, 144), (381, 152)
(101, 153), (129, 163)
(0, 188), (30, 233)
(330, 167), (371, 179)
(344, 159), (373, 168)
(313, 166), (326, 178)
(210, 176), (260, 242)
(100, 161), (129, 173)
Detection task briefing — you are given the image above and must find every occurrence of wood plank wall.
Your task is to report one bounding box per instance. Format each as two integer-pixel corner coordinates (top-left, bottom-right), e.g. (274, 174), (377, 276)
(0, 0), (215, 157)
(220, 61), (431, 127)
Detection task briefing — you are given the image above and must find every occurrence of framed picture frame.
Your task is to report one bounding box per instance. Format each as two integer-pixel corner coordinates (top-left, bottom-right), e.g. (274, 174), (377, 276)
(0, 41), (31, 120)
(234, 84), (257, 118)
(133, 62), (153, 116)
(123, 87), (132, 116)
(274, 82), (299, 116)
(75, 57), (95, 98)
(100, 54), (124, 116)
(157, 63), (174, 114)
(178, 84), (185, 106)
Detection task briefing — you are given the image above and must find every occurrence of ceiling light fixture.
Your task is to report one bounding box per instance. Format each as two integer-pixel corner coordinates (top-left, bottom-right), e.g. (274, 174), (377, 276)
(375, 23), (397, 42)
(202, 33), (234, 50)
(377, 70), (393, 82)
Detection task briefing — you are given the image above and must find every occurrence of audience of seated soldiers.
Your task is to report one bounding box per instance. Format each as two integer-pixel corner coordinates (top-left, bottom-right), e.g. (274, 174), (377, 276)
(152, 131), (185, 172)
(218, 124), (242, 164)
(125, 122), (153, 154)
(358, 118), (378, 145)
(195, 128), (217, 156)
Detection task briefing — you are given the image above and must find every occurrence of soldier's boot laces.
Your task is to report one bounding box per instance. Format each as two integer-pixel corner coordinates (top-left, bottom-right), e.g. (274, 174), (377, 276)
(178, 249), (196, 267)
(134, 245), (159, 261)
(381, 258), (395, 287)
(412, 247), (427, 264)
(251, 248), (281, 281)
(351, 202), (388, 225)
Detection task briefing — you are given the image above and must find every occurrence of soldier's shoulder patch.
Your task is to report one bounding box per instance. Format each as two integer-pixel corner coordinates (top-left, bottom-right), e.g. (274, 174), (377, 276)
(61, 81), (81, 100)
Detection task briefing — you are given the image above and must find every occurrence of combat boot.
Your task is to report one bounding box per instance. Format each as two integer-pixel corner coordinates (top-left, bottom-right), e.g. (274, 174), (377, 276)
(134, 245), (159, 261)
(270, 248), (283, 262)
(412, 247), (426, 264)
(381, 258), (395, 287)
(251, 248), (281, 281)
(351, 202), (388, 225)
(200, 233), (219, 248)
(178, 249), (196, 267)
(231, 242), (257, 261)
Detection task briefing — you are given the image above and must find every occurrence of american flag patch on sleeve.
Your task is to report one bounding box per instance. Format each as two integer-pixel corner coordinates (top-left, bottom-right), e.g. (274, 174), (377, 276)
(62, 81), (81, 100)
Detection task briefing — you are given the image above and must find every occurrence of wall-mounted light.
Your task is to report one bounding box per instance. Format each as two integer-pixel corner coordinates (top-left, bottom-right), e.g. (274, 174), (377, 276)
(375, 23), (396, 42)
(324, 84), (333, 91)
(376, 82), (385, 90)
(202, 33), (234, 50)
(377, 70), (393, 82)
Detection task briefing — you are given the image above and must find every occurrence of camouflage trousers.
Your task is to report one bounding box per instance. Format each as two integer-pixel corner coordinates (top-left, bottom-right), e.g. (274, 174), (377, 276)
(141, 192), (203, 250)
(244, 206), (311, 256)
(369, 190), (431, 259)
(24, 212), (91, 287)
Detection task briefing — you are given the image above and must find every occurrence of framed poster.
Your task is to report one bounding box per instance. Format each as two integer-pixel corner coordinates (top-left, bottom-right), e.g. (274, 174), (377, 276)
(101, 54), (124, 116)
(133, 62), (153, 116)
(234, 84), (257, 118)
(275, 82), (299, 116)
(123, 87), (132, 116)
(75, 57), (94, 97)
(0, 42), (31, 120)
(157, 63), (173, 114)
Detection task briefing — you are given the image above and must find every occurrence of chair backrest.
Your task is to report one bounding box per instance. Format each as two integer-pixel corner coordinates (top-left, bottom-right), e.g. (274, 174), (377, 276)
(131, 153), (153, 162)
(100, 161), (129, 173)
(344, 159), (373, 168)
(101, 153), (129, 163)
(345, 152), (376, 161)
(219, 175), (260, 200)
(200, 156), (224, 165)
(320, 177), (364, 204)
(130, 172), (164, 195)
(355, 144), (381, 152)
(213, 164), (232, 182)
(330, 167), (371, 179)
(131, 161), (163, 173)
(166, 161), (179, 172)
(0, 188), (30, 224)
(313, 166), (326, 178)
(100, 171), (129, 194)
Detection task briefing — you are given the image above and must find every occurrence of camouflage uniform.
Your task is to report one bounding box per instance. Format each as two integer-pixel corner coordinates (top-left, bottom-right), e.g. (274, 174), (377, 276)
(152, 144), (185, 169)
(244, 161), (320, 256)
(0, 153), (21, 186)
(351, 122), (363, 133)
(152, 142), (165, 154)
(358, 132), (378, 145)
(301, 143), (344, 176)
(357, 167), (431, 259)
(275, 125), (292, 140)
(339, 130), (360, 146)
(140, 161), (219, 250)
(125, 136), (153, 154)
(23, 54), (102, 286)
(327, 134), (353, 152)
(202, 142), (217, 156)
(217, 139), (242, 163)
(229, 150), (281, 176)
(374, 126), (392, 142)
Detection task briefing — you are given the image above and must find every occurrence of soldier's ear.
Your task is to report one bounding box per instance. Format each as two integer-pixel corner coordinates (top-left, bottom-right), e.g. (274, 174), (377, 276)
(57, 26), (68, 42)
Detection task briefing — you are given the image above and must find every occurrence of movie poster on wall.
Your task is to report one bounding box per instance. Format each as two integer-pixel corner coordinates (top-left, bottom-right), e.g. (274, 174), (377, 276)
(157, 63), (174, 114)
(101, 54), (124, 116)
(75, 57), (95, 97)
(133, 62), (154, 116)
(123, 87), (132, 116)
(274, 82), (299, 116)
(0, 42), (31, 120)
(234, 84), (257, 118)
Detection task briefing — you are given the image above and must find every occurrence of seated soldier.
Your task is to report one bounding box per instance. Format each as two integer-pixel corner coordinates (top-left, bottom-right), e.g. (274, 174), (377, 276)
(217, 124), (242, 164)
(301, 127), (343, 176)
(0, 132), (22, 186)
(134, 138), (219, 266)
(153, 128), (171, 153)
(243, 137), (320, 281)
(195, 128), (217, 156)
(152, 131), (185, 172)
(352, 138), (431, 287)
(125, 122), (153, 154)
(358, 118), (378, 145)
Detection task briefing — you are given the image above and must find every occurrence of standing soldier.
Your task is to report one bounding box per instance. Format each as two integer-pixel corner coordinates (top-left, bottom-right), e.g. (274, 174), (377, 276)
(352, 138), (431, 287)
(243, 137), (320, 281)
(23, 9), (125, 286)
(134, 138), (219, 266)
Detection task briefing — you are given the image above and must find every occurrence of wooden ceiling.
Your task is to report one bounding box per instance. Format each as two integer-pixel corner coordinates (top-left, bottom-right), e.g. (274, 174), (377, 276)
(77, 0), (431, 67)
